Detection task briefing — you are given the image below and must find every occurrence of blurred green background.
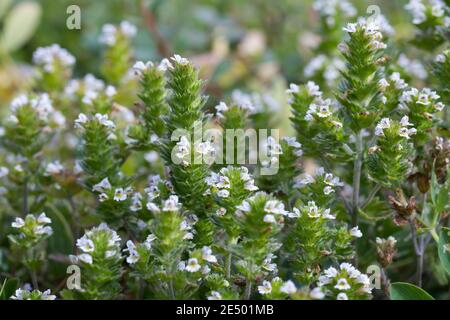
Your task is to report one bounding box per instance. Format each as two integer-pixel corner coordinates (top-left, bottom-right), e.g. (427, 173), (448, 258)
(0, 0), (419, 105)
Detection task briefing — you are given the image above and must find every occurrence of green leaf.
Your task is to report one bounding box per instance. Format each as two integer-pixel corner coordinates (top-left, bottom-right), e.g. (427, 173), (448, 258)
(0, 1), (41, 53)
(438, 228), (450, 276)
(390, 282), (434, 300)
(0, 278), (19, 300)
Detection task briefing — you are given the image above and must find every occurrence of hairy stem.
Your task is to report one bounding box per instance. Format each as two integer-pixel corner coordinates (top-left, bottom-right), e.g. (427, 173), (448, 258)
(226, 253), (232, 279)
(23, 177), (29, 216)
(244, 278), (252, 300)
(351, 131), (363, 266)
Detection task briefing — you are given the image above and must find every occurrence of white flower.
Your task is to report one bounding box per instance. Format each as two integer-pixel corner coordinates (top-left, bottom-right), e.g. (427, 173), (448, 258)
(120, 21), (137, 37)
(258, 280), (272, 295)
(113, 188), (127, 201)
(171, 54), (189, 66)
(0, 166), (9, 178)
(32, 44), (75, 72)
(38, 213), (52, 224)
(343, 23), (357, 33)
(350, 226), (363, 238)
(335, 278), (351, 290)
(207, 291), (222, 300)
(375, 118), (391, 136)
(41, 289), (57, 300)
(144, 234), (156, 249)
(323, 186), (335, 195)
(310, 287), (325, 299)
(99, 193), (109, 202)
(78, 253), (93, 264)
(324, 267), (338, 278)
(125, 240), (140, 264)
(34, 225), (53, 236)
(337, 292), (349, 300)
(306, 201), (321, 218)
(236, 200), (251, 212)
(95, 113), (116, 129)
(286, 83), (299, 95)
(145, 202), (159, 213)
(280, 280), (297, 294)
(202, 246), (218, 263)
(186, 258), (201, 272)
(11, 217), (25, 229)
(45, 161), (64, 176)
(74, 113), (88, 129)
(263, 214), (276, 223)
(264, 200), (287, 215)
(217, 190), (230, 198)
(163, 195), (181, 211)
(76, 235), (95, 253)
(378, 78), (390, 89)
(215, 101), (228, 116)
(306, 81), (322, 96)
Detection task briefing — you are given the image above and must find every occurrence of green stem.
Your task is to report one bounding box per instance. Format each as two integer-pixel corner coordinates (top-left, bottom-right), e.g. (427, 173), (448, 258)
(226, 253), (232, 279)
(351, 131), (364, 266)
(361, 184), (381, 210)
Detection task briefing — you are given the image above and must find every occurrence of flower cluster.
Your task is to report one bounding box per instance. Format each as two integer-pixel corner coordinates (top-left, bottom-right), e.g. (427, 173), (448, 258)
(316, 263), (372, 300)
(9, 213), (53, 248)
(33, 44), (75, 73)
(10, 286), (56, 300)
(295, 167), (344, 206)
(99, 21), (137, 46)
(69, 223), (123, 299)
(405, 0), (449, 49)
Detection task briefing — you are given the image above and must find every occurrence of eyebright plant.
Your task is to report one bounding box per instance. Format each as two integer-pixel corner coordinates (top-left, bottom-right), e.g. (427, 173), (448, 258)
(0, 3), (449, 301)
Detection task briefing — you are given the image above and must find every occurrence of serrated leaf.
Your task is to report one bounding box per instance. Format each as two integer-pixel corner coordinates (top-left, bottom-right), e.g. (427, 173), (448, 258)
(0, 2), (41, 53)
(438, 228), (450, 276)
(390, 282), (434, 300)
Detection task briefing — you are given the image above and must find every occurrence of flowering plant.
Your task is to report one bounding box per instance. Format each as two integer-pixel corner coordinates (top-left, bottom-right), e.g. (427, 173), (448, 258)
(0, 1), (449, 301)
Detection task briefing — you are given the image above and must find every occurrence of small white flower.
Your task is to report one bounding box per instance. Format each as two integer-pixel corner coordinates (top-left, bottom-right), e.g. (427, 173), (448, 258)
(11, 217), (25, 229)
(264, 214), (276, 223)
(76, 236), (95, 253)
(310, 287), (325, 299)
(202, 246), (218, 263)
(186, 258), (201, 272)
(125, 240), (140, 264)
(114, 188), (127, 202)
(236, 200), (251, 212)
(335, 278), (351, 291)
(258, 280), (272, 295)
(217, 190), (230, 198)
(337, 292), (349, 300)
(323, 186), (335, 195)
(280, 280), (297, 294)
(350, 226), (363, 238)
(0, 166), (9, 178)
(343, 23), (357, 33)
(45, 161), (64, 176)
(207, 291), (222, 300)
(37, 213), (52, 224)
(163, 195), (181, 211)
(171, 54), (189, 66)
(74, 113), (88, 128)
(78, 253), (93, 264)
(324, 267), (338, 278)
(92, 178), (112, 193)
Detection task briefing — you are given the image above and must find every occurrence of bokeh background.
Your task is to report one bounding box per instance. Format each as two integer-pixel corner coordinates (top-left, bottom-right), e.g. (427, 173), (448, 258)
(0, 0), (424, 111)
